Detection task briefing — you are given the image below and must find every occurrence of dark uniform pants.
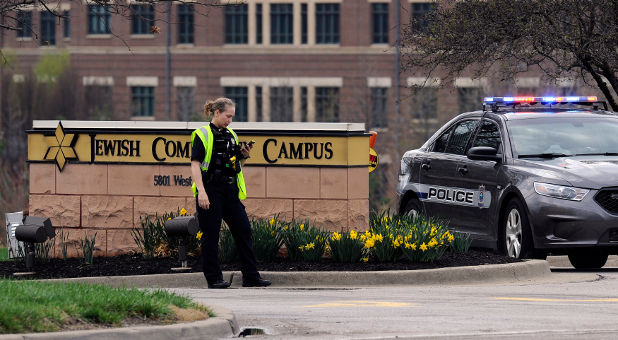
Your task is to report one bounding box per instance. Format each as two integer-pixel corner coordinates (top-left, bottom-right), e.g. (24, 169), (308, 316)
(196, 180), (259, 284)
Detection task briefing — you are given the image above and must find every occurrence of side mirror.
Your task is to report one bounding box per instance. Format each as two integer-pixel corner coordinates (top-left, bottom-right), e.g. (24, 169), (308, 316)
(467, 146), (502, 162)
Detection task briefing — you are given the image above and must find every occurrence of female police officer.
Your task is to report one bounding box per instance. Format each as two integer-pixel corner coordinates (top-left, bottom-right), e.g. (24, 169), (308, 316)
(190, 97), (271, 289)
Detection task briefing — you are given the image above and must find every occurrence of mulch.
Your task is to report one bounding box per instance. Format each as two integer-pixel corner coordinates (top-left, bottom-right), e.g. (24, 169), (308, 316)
(0, 249), (521, 280)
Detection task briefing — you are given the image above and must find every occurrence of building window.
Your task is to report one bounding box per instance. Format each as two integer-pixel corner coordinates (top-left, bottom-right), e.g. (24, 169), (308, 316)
(256, 86), (263, 121)
(224, 87), (248, 122)
(316, 3), (339, 44)
(412, 87), (437, 120)
(178, 4), (194, 44)
(412, 3), (437, 33)
(225, 4), (248, 44)
(371, 87), (388, 128)
(63, 11), (70, 38)
(17, 10), (32, 38)
(88, 5), (111, 34)
(131, 86), (155, 117)
(457, 87), (483, 113)
(40, 11), (56, 45)
(256, 4), (263, 44)
(270, 87), (293, 121)
(85, 86), (114, 120)
(301, 4), (308, 44)
(176, 87), (195, 121)
(271, 4), (293, 44)
(315, 87), (339, 122)
(371, 3), (388, 44)
(301, 87), (308, 122)
(131, 4), (155, 35)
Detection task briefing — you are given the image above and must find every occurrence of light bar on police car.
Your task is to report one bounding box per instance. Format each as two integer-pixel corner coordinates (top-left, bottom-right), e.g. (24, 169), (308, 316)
(484, 96), (598, 104)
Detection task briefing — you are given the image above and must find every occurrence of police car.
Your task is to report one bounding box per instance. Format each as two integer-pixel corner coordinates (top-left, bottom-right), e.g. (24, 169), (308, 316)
(397, 96), (618, 268)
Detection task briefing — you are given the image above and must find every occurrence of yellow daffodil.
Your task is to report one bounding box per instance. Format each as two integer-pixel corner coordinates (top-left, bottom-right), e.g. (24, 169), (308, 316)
(332, 232), (342, 241)
(448, 234), (455, 242)
(393, 239), (401, 248)
(364, 239), (375, 249)
(375, 234), (383, 242)
(196, 231), (203, 240)
(306, 242), (315, 250)
(350, 230), (358, 240)
(283, 225), (289, 231)
(420, 243), (428, 252)
(300, 223), (305, 231)
(180, 208), (188, 216)
(269, 218), (275, 227)
(361, 257), (369, 263)
(168, 217), (172, 220)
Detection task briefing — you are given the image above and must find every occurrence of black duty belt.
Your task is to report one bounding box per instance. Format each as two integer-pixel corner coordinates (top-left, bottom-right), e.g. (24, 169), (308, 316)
(208, 173), (236, 185)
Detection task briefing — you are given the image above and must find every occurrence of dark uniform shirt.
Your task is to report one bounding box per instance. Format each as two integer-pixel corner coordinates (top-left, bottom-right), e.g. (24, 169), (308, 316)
(191, 123), (237, 184)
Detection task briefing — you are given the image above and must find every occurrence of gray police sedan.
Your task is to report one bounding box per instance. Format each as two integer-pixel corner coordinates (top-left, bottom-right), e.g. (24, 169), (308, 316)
(397, 96), (618, 268)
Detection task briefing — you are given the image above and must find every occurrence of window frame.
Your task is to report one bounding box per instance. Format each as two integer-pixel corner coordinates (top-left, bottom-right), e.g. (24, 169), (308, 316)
(88, 5), (111, 34)
(224, 4), (249, 44)
(40, 10), (56, 45)
(177, 4), (194, 44)
(371, 3), (389, 44)
(411, 2), (436, 34)
(315, 3), (340, 44)
(470, 119), (504, 154)
(443, 119), (480, 155)
(315, 86), (340, 122)
(130, 4), (155, 35)
(17, 10), (33, 38)
(224, 86), (249, 122)
(270, 3), (294, 44)
(131, 86), (155, 117)
(370, 87), (388, 128)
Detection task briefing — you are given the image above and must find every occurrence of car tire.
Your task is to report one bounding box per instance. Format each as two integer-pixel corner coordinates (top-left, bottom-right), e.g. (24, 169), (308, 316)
(403, 198), (423, 218)
(500, 199), (534, 259)
(568, 251), (608, 269)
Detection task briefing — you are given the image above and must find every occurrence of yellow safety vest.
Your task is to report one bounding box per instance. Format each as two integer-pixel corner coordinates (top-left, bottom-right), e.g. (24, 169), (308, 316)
(190, 125), (247, 200)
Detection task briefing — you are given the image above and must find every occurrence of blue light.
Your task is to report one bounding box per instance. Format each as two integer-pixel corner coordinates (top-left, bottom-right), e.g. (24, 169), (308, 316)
(504, 97), (515, 102)
(542, 97), (556, 102)
(484, 97), (494, 102)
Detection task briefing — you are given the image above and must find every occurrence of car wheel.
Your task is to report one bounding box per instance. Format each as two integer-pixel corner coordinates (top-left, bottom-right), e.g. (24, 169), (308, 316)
(500, 199), (534, 259)
(568, 251), (608, 269)
(403, 199), (422, 218)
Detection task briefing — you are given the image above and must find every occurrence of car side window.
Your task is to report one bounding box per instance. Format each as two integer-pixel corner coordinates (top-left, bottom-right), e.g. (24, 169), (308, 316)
(444, 120), (479, 155)
(471, 120), (503, 153)
(432, 126), (452, 153)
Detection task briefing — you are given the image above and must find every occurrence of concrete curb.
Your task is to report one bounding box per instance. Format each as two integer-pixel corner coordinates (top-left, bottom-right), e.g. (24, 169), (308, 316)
(41, 259), (550, 288)
(0, 305), (238, 340)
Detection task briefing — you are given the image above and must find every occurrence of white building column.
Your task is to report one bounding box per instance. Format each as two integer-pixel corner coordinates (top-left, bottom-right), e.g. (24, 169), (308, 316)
(307, 86), (316, 122)
(263, 86), (271, 122)
(248, 1), (256, 46)
(293, 86), (301, 122)
(248, 85), (257, 122)
(293, 1), (302, 46)
(263, 1), (271, 46)
(307, 1), (316, 45)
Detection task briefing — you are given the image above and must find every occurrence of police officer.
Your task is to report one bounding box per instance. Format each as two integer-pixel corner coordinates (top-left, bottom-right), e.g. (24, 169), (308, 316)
(190, 97), (271, 289)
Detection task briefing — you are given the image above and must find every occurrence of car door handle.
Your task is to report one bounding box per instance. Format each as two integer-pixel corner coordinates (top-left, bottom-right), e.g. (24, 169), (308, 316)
(421, 161), (431, 171)
(457, 166), (468, 175)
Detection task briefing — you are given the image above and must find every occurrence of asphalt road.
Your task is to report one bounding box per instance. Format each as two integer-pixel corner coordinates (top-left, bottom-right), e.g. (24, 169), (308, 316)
(173, 256), (618, 339)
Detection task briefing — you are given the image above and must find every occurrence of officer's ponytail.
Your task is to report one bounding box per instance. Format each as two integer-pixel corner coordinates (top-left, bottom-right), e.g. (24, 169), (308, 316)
(204, 97), (235, 120)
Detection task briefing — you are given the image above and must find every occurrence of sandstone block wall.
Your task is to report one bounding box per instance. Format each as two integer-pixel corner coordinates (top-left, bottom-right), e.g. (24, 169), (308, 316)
(29, 162), (368, 257)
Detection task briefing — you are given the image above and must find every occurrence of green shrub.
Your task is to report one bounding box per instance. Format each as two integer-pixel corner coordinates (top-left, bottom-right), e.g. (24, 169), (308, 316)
(329, 230), (366, 263)
(396, 214), (454, 263)
(219, 222), (237, 263)
(368, 213), (402, 262)
(58, 227), (69, 260)
(132, 208), (200, 259)
(251, 217), (284, 262)
(449, 231), (472, 253)
(78, 232), (97, 264)
(298, 226), (328, 262)
(160, 209), (200, 257)
(34, 239), (53, 263)
(282, 220), (310, 261)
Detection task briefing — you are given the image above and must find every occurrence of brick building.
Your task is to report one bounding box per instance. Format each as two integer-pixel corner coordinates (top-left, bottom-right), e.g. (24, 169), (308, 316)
(1, 0), (591, 207)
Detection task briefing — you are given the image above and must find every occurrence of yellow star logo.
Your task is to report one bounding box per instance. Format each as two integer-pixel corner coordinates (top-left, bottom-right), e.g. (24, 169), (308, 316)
(43, 122), (77, 171)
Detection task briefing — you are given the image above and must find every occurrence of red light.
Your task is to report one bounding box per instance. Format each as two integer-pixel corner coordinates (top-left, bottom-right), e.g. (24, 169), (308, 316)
(587, 96), (597, 101)
(514, 97), (535, 102)
(556, 97), (564, 102)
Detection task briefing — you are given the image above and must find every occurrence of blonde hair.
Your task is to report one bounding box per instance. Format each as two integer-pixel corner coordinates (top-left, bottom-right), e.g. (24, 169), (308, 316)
(204, 97), (235, 120)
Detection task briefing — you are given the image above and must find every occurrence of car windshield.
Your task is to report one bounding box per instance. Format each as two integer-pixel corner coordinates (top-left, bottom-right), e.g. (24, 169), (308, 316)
(507, 116), (618, 157)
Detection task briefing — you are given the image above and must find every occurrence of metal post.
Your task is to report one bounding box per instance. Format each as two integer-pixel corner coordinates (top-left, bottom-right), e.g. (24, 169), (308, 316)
(25, 243), (35, 270)
(178, 236), (187, 268)
(394, 0), (401, 160)
(165, 1), (172, 120)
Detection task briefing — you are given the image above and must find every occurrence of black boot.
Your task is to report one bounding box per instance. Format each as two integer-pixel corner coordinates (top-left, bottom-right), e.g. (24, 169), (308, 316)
(208, 279), (231, 289)
(242, 277), (271, 287)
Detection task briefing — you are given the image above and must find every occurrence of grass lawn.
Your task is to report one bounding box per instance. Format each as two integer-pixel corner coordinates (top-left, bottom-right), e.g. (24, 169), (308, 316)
(0, 279), (212, 334)
(0, 248), (7, 261)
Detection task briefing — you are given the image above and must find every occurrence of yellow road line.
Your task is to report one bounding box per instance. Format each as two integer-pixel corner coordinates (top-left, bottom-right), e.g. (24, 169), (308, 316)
(302, 300), (412, 308)
(493, 297), (618, 302)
